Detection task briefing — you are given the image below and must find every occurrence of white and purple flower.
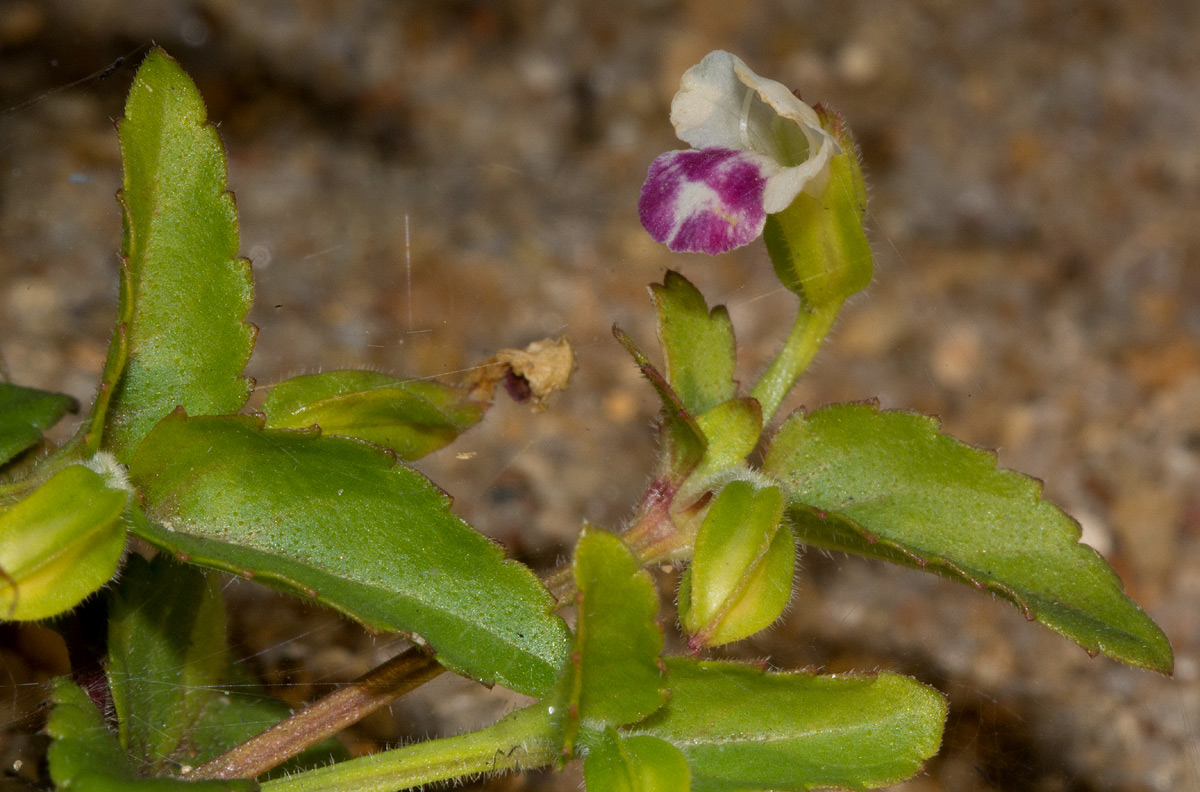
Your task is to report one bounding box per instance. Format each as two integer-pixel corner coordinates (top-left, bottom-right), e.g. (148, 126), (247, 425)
(639, 50), (840, 255)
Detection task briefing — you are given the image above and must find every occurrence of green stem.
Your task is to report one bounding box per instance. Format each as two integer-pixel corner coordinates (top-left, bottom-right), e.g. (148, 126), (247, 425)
(0, 318), (131, 501)
(80, 320), (129, 456)
(749, 301), (840, 425)
(0, 434), (82, 501)
(258, 703), (558, 792)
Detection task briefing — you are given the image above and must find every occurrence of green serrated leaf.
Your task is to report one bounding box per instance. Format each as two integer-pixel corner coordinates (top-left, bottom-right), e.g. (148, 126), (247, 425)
(613, 326), (705, 481)
(584, 729), (690, 792)
(261, 370), (485, 461)
(128, 412), (569, 696)
(650, 271), (737, 416)
(633, 659), (945, 792)
(107, 554), (345, 777)
(678, 481), (793, 648)
(0, 464), (128, 621)
(0, 383), (77, 467)
(46, 677), (257, 791)
(99, 47), (254, 462)
(763, 402), (1174, 673)
(554, 527), (667, 755)
(108, 554), (224, 772)
(47, 677), (139, 787)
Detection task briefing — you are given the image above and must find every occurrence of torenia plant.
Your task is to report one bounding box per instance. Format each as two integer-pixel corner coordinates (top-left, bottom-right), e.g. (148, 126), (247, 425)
(2, 48), (1172, 792)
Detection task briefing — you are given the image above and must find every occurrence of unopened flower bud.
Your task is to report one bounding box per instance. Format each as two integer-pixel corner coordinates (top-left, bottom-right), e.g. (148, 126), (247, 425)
(0, 464), (129, 620)
(678, 480), (794, 648)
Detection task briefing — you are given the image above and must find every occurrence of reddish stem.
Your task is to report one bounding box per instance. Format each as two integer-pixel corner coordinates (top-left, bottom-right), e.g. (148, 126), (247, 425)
(188, 648), (443, 781)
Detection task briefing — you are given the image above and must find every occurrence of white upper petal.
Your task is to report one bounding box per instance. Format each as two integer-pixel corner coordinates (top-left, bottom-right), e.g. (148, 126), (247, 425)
(669, 50), (840, 212)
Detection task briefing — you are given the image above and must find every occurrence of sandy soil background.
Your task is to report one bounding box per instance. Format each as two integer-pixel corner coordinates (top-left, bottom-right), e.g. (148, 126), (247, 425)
(2, 2), (1199, 790)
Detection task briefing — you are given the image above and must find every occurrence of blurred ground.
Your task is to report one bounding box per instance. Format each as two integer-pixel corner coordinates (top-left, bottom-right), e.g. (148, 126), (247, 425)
(2, 2), (1199, 790)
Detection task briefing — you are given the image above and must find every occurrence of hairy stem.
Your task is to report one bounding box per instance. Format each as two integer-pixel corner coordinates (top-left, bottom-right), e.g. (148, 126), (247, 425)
(543, 564), (575, 603)
(189, 647), (444, 781)
(257, 703), (557, 792)
(749, 301), (840, 425)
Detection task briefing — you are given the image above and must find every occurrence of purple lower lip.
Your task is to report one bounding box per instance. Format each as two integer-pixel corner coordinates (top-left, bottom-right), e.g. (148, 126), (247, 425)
(638, 147), (768, 255)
